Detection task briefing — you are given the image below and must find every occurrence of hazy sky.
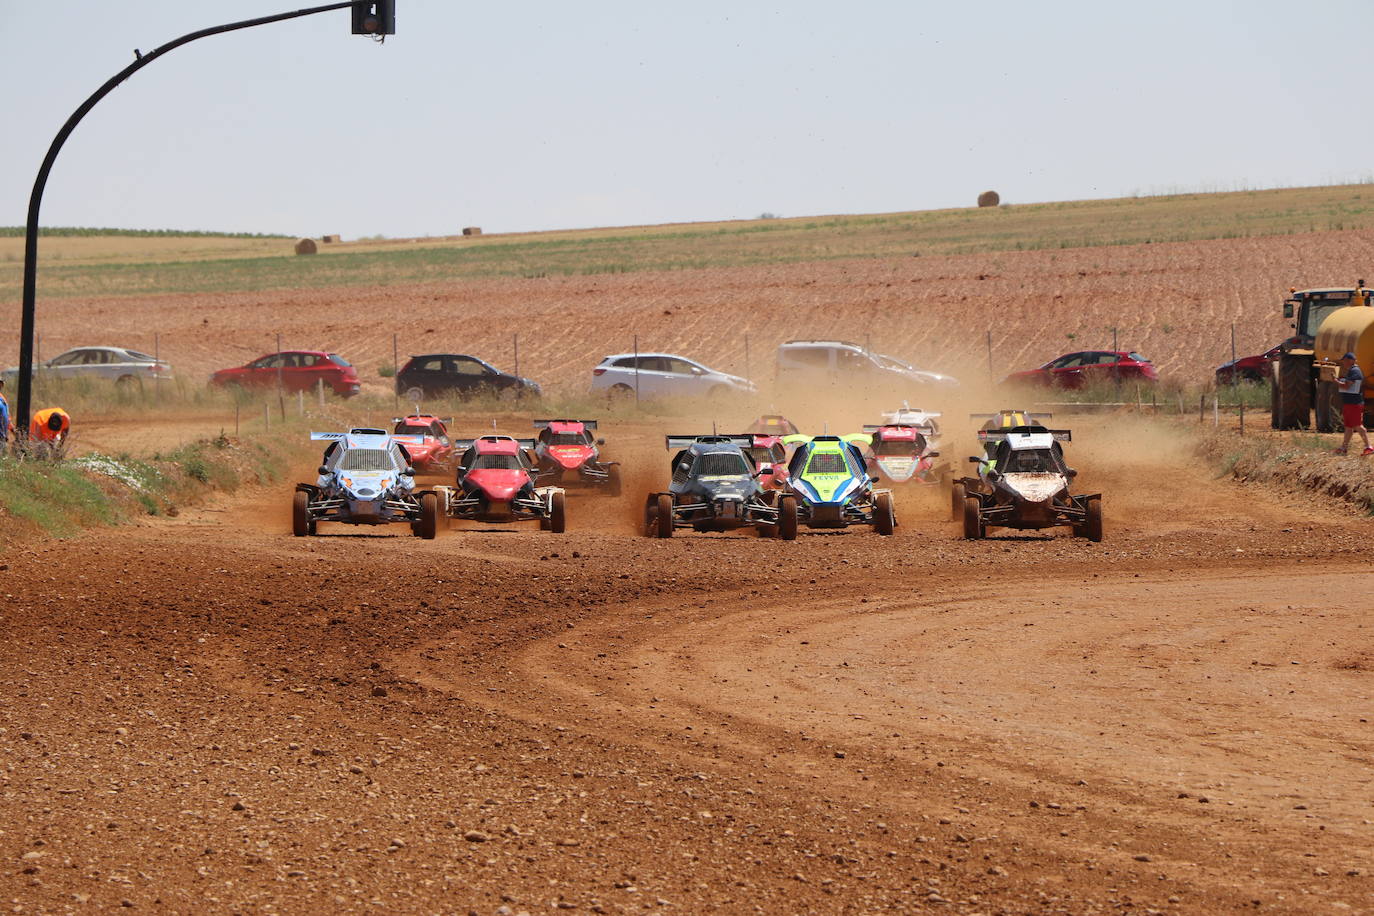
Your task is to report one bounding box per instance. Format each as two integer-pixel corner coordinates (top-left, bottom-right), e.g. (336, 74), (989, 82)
(4, 1), (1372, 239)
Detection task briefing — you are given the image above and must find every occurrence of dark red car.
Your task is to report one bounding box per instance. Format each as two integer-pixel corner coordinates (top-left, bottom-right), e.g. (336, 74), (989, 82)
(1003, 350), (1157, 388)
(211, 350), (360, 397)
(1215, 345), (1282, 384)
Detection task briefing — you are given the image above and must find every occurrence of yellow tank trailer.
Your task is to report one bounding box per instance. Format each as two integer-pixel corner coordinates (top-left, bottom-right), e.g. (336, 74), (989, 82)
(1314, 292), (1374, 424)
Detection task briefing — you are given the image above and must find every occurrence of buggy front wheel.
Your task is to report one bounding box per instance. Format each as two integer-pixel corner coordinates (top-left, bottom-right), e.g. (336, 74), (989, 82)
(292, 491), (311, 537)
(416, 493), (439, 540)
(778, 495), (799, 541)
(655, 494), (674, 538)
(549, 491), (567, 534)
(1085, 497), (1103, 543)
(950, 482), (966, 521)
(962, 496), (984, 540)
(874, 492), (895, 536)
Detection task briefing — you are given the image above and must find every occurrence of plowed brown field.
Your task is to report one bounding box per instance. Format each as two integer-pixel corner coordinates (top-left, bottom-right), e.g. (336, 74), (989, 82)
(5, 233), (1374, 914)
(8, 229), (1374, 394)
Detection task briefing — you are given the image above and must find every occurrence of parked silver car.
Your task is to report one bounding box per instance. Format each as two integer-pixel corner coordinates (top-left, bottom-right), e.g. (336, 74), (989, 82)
(590, 353), (755, 398)
(2, 346), (174, 387)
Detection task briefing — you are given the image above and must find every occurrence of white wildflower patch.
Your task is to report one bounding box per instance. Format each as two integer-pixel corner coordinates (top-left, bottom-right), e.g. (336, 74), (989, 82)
(73, 454), (150, 492)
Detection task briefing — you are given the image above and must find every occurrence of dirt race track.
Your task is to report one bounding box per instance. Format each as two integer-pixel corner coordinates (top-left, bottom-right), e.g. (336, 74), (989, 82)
(3, 415), (1373, 915)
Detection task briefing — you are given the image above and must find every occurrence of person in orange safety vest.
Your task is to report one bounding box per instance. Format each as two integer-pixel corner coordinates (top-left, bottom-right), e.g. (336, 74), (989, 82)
(30, 407), (71, 445)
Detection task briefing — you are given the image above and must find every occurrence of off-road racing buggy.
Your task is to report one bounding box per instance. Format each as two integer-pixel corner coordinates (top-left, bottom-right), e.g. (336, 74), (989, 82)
(391, 414), (454, 474)
(531, 419), (621, 495)
(433, 435), (567, 532)
(953, 424), (1102, 542)
(293, 428), (440, 538)
(860, 422), (945, 485)
(746, 414), (801, 436)
(780, 435), (896, 535)
(644, 435), (795, 539)
(746, 434), (791, 491)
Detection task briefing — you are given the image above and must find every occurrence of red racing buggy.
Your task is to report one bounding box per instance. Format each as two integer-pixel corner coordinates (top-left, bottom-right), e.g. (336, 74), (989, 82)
(532, 419), (621, 495)
(391, 415), (454, 474)
(433, 435), (567, 532)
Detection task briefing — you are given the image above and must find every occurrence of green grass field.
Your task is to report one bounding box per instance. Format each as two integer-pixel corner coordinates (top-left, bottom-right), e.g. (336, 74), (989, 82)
(3, 183), (1373, 300)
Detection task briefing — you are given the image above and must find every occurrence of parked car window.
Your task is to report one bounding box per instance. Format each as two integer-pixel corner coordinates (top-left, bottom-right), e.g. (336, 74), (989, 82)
(1086, 352), (1119, 365)
(639, 357), (670, 372)
(611, 357), (636, 369)
(1127, 352), (1150, 362)
(837, 349), (870, 369)
(414, 357), (444, 371)
(125, 350), (155, 361)
(453, 358), (488, 376)
(254, 355), (284, 369)
(663, 358), (699, 375)
(327, 353), (351, 367)
(786, 348), (831, 368)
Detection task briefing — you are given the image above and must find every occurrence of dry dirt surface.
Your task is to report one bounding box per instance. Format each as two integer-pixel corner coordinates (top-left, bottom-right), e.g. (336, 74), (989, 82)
(7, 228), (1374, 396)
(2, 417), (1373, 914)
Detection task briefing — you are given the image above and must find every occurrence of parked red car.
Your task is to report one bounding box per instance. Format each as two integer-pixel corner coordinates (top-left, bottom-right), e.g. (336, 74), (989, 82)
(1215, 345), (1282, 384)
(211, 350), (360, 397)
(1003, 350), (1157, 388)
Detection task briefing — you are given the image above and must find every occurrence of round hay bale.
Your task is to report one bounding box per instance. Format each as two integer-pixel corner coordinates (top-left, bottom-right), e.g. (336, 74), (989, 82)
(462, 226), (482, 236)
(977, 190), (1000, 208)
(294, 238), (318, 256)
(321, 234), (340, 244)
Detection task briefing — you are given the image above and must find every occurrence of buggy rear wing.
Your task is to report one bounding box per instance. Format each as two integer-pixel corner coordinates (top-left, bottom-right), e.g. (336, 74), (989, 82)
(977, 426), (1071, 442)
(310, 432), (346, 441)
(862, 423), (935, 436)
(665, 435), (752, 450)
(970, 411), (1049, 425)
(453, 436), (538, 451)
(533, 419), (597, 430)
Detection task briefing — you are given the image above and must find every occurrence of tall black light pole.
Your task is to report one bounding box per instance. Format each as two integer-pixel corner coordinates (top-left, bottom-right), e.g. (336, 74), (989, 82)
(16, 1), (394, 437)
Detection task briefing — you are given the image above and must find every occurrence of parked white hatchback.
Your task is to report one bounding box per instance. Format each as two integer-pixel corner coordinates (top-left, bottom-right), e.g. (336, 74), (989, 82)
(1, 346), (174, 388)
(590, 353), (755, 398)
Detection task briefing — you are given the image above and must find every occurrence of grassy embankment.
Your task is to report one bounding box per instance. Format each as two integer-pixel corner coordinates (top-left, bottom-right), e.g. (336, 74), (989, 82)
(3, 183), (1374, 299)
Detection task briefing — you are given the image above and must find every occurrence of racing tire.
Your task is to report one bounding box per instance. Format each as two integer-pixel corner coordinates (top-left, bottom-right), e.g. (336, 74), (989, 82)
(778, 495), (799, 541)
(1315, 379), (1340, 434)
(1085, 496), (1103, 543)
(292, 490), (311, 537)
(549, 491), (567, 534)
(1276, 354), (1311, 429)
(415, 493), (439, 540)
(606, 465), (623, 497)
(950, 482), (966, 521)
(655, 493), (674, 538)
(962, 495), (984, 540)
(403, 386), (424, 404)
(874, 492), (895, 536)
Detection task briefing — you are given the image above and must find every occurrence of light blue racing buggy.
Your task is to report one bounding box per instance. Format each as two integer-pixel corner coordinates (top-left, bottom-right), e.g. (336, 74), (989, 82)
(292, 427), (440, 538)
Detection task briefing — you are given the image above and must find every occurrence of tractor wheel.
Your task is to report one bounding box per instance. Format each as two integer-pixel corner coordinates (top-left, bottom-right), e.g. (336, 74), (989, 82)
(1315, 379), (1341, 433)
(1269, 376), (1281, 430)
(1276, 354), (1311, 429)
(292, 491), (311, 537)
(962, 496), (984, 540)
(606, 465), (623, 497)
(416, 493), (439, 540)
(874, 492), (895, 536)
(778, 495), (799, 541)
(549, 491), (567, 534)
(655, 493), (674, 538)
(950, 482), (966, 521)
(1084, 497), (1103, 543)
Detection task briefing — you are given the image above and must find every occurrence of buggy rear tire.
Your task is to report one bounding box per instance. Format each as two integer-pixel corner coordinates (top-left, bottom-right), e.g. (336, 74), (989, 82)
(874, 492), (895, 536)
(549, 491), (567, 534)
(606, 465), (622, 497)
(655, 494), (674, 538)
(1085, 496), (1103, 543)
(778, 495), (799, 541)
(416, 493), (439, 540)
(950, 482), (966, 521)
(962, 495), (984, 540)
(292, 490), (311, 537)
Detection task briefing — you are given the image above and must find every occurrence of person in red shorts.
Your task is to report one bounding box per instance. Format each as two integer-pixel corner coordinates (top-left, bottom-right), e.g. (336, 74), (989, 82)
(1334, 352), (1372, 456)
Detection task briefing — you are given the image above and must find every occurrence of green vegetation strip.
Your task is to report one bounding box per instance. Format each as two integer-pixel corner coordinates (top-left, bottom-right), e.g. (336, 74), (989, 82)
(0, 433), (295, 543)
(3, 185), (1373, 299)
